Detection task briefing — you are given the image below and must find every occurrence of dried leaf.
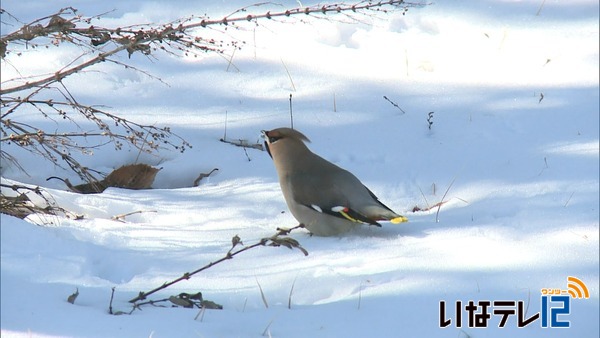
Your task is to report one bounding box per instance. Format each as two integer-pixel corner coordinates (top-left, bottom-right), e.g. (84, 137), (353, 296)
(169, 295), (194, 308)
(200, 300), (223, 310)
(179, 292), (203, 301)
(296, 245), (309, 256)
(67, 288), (79, 304)
(269, 237), (308, 256)
(231, 235), (242, 249)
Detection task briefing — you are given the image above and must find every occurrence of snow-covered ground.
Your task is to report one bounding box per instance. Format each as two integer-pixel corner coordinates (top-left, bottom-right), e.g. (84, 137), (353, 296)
(1, 1), (598, 337)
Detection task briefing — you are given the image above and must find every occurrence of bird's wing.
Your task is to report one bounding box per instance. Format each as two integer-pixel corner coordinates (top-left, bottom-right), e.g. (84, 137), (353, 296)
(287, 170), (382, 226)
(288, 165), (407, 224)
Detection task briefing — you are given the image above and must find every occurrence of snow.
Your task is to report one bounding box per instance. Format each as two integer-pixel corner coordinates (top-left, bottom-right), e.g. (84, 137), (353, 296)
(1, 0), (598, 337)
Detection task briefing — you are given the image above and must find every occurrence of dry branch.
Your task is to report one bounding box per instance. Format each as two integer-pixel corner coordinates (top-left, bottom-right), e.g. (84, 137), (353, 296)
(0, 182), (82, 220)
(220, 137), (264, 150)
(112, 210), (157, 222)
(2, 1), (425, 93)
(129, 224), (307, 304)
(193, 168), (219, 187)
(1, 1), (426, 211)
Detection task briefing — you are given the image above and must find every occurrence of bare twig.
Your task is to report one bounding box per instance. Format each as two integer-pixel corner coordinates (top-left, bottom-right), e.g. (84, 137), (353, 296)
(196, 1), (424, 28)
(564, 191), (575, 208)
(219, 137), (264, 150)
(536, 0), (547, 16)
(412, 200), (448, 213)
(128, 224), (307, 304)
(427, 111), (434, 130)
(281, 59), (296, 92)
(0, 182), (81, 220)
(436, 177), (456, 222)
(288, 276), (297, 309)
(109, 287), (116, 315)
(2, 2), (424, 72)
(112, 210), (157, 222)
(262, 318), (276, 337)
(194, 305), (207, 321)
(333, 92), (337, 112)
(193, 168), (219, 187)
(2, 1), (426, 212)
(383, 95), (406, 114)
(2, 1), (425, 94)
(358, 280), (369, 310)
(417, 185), (430, 209)
(256, 277), (269, 309)
(223, 110), (228, 140)
(289, 93), (294, 129)
(225, 47), (239, 72)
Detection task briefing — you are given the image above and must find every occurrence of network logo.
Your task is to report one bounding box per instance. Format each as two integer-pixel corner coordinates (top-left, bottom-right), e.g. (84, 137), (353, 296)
(440, 276), (590, 329)
(566, 276), (590, 299)
(539, 276), (590, 328)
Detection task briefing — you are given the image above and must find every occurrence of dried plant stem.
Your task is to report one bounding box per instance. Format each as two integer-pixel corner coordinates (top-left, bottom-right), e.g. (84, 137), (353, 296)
(194, 305), (207, 321)
(0, 182), (81, 220)
(288, 276), (297, 309)
(193, 168), (219, 187)
(129, 224), (307, 304)
(383, 95), (406, 114)
(358, 281), (363, 310)
(220, 138), (264, 150)
(333, 92), (337, 112)
(109, 287), (117, 315)
(112, 210), (157, 222)
(412, 200), (448, 214)
(201, 1), (423, 28)
(281, 59), (296, 91)
(2, 1), (426, 186)
(256, 278), (269, 309)
(536, 0), (547, 16)
(564, 192), (575, 208)
(289, 94), (294, 129)
(262, 318), (275, 337)
(226, 47), (239, 72)
(417, 185), (430, 209)
(436, 177), (456, 223)
(1, 45), (127, 95)
(1, 1), (425, 95)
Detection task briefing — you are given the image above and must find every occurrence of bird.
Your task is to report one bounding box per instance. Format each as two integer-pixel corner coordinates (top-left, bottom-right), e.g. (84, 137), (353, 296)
(262, 127), (408, 236)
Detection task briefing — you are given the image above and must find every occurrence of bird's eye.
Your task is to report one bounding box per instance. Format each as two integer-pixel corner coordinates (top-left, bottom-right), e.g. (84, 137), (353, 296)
(268, 135), (282, 143)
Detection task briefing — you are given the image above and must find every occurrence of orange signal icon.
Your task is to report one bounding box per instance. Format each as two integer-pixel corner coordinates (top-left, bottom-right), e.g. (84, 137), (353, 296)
(567, 276), (590, 299)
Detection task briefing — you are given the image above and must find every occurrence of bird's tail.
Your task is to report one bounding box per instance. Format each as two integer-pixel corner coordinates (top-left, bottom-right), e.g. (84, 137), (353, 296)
(363, 205), (409, 224)
(390, 215), (409, 224)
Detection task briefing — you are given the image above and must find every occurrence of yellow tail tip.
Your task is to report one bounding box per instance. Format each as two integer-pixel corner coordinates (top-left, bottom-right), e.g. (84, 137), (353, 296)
(391, 216), (408, 224)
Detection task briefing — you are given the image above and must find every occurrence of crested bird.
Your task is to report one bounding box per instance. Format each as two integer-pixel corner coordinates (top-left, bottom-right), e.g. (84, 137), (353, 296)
(262, 127), (407, 236)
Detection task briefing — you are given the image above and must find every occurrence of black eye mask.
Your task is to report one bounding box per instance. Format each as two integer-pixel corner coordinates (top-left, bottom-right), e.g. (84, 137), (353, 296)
(262, 130), (282, 159)
(264, 140), (272, 158)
